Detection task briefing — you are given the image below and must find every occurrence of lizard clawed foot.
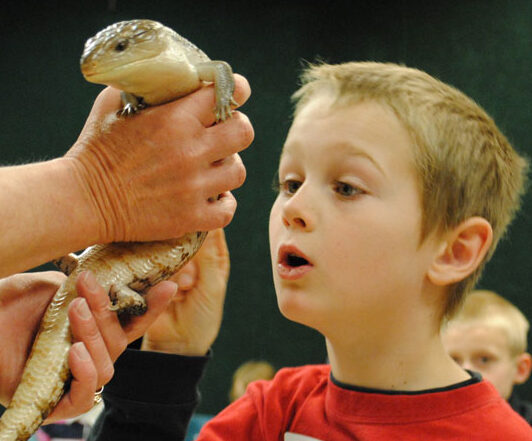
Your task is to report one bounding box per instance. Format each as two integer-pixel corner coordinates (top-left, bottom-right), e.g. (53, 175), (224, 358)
(108, 285), (147, 316)
(118, 91), (146, 117)
(118, 102), (146, 117)
(214, 101), (238, 123)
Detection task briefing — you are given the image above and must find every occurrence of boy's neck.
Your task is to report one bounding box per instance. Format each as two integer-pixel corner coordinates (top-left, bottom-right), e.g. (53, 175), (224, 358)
(325, 325), (470, 392)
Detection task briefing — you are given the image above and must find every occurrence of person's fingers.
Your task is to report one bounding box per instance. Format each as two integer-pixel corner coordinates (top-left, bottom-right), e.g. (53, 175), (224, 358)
(68, 296), (115, 388)
(203, 112), (255, 162)
(90, 86), (124, 116)
(121, 281), (177, 341)
(74, 271), (128, 361)
(201, 154), (247, 202)
(171, 261), (198, 292)
(197, 228), (230, 282)
(163, 73), (251, 128)
(230, 74), (252, 109)
(210, 153), (246, 178)
(193, 192), (239, 232)
(44, 342), (98, 423)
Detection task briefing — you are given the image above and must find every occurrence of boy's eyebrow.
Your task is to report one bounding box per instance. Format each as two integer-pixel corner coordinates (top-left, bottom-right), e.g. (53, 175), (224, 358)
(335, 141), (386, 176)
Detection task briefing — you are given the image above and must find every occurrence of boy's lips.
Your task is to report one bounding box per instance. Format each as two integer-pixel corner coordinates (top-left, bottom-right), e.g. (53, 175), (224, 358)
(276, 245), (313, 280)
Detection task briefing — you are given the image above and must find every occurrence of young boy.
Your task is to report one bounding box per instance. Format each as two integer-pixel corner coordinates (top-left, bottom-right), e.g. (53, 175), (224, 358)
(442, 289), (532, 423)
(88, 62), (531, 440)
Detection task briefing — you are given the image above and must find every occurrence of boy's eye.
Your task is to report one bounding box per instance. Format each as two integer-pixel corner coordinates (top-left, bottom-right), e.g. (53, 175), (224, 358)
(451, 355), (463, 366)
(476, 355), (495, 365)
(282, 179), (302, 195)
(334, 181), (361, 197)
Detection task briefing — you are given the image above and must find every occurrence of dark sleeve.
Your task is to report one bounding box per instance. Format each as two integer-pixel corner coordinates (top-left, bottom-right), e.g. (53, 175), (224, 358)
(88, 348), (210, 441)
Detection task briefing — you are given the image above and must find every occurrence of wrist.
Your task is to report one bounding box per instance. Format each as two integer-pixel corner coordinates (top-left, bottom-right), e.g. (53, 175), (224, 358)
(62, 149), (126, 244)
(57, 156), (106, 244)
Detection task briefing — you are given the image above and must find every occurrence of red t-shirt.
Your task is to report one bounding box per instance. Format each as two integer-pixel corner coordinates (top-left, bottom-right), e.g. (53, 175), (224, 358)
(199, 364), (532, 440)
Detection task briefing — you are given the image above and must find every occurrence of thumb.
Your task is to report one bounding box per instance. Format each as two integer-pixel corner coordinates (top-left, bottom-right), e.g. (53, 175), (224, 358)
(90, 86), (123, 116)
(73, 87), (123, 145)
(196, 229), (230, 284)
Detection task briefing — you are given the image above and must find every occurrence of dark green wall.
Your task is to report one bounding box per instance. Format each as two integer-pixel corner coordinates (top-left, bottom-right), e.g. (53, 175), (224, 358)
(1, 0), (531, 413)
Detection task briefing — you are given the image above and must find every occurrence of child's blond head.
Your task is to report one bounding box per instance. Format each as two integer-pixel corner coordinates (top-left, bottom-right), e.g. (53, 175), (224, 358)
(229, 360), (276, 403)
(292, 62), (528, 317)
(445, 290), (529, 356)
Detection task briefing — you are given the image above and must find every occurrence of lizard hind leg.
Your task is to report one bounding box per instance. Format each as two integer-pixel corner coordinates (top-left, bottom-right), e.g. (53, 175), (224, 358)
(109, 285), (147, 317)
(53, 253), (79, 276)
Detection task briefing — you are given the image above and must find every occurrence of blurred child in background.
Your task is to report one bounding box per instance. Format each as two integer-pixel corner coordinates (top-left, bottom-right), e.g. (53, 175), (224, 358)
(443, 289), (532, 424)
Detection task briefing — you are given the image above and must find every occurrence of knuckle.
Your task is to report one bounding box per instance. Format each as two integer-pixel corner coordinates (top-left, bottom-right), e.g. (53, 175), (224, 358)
(233, 113), (255, 147)
(188, 201), (207, 225)
(221, 209), (235, 227)
(233, 75), (251, 104)
(216, 199), (237, 228)
(83, 323), (102, 344)
(205, 201), (235, 230)
(232, 157), (247, 187)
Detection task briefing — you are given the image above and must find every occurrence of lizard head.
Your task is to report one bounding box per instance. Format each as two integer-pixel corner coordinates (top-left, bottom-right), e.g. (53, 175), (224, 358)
(80, 19), (171, 86)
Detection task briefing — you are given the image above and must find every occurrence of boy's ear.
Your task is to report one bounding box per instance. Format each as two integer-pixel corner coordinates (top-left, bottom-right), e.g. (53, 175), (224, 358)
(427, 217), (493, 286)
(514, 353), (532, 385)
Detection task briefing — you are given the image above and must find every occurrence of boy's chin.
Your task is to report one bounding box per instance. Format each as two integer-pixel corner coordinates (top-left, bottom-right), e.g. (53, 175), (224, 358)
(276, 294), (325, 332)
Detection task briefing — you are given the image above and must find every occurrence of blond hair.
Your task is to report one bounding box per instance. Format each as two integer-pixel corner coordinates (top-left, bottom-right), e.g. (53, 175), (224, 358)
(292, 62), (528, 317)
(445, 290), (529, 356)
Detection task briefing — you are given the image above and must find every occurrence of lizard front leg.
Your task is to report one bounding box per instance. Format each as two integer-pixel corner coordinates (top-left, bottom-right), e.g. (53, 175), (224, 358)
(196, 61), (238, 122)
(120, 92), (146, 116)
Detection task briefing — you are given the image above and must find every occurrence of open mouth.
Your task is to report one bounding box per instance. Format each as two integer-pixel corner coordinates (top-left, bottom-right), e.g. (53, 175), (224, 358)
(277, 246), (313, 280)
(284, 253), (309, 267)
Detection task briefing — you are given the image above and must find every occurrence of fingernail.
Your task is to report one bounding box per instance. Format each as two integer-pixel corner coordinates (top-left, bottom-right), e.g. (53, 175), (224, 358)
(76, 298), (91, 319)
(82, 271), (99, 292)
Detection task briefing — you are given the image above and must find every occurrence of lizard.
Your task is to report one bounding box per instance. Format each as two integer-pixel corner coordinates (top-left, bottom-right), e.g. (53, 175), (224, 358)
(0, 19), (237, 441)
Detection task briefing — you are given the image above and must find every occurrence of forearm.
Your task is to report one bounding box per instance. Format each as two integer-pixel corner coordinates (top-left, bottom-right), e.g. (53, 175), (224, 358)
(0, 158), (100, 276)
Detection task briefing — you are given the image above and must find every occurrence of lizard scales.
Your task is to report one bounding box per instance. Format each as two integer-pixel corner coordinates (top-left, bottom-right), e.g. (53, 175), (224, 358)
(0, 19), (236, 440)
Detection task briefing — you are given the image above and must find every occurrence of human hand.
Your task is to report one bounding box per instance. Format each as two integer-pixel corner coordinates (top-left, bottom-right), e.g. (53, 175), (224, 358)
(0, 271), (177, 422)
(141, 229), (230, 356)
(64, 75), (254, 243)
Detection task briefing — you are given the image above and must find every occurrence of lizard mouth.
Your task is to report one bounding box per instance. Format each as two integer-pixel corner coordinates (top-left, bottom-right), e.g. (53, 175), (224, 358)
(81, 55), (160, 83)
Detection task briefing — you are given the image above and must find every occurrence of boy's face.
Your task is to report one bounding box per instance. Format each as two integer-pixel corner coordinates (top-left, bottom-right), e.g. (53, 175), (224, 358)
(443, 324), (520, 399)
(269, 96), (442, 336)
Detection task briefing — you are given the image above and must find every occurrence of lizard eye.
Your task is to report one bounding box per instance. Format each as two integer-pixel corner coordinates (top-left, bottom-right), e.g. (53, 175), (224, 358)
(114, 40), (129, 52)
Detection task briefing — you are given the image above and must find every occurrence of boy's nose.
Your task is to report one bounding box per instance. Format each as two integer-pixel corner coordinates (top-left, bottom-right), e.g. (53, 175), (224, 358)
(283, 214), (307, 229)
(460, 360), (473, 371)
(281, 188), (315, 231)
